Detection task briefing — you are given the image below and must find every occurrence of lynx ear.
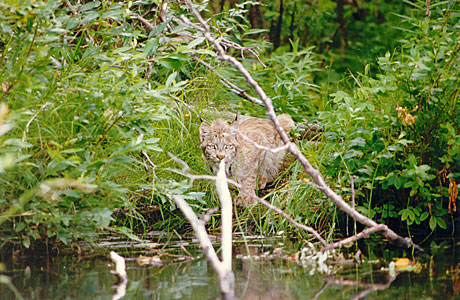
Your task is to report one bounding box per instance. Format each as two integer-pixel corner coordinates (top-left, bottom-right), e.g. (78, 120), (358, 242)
(199, 122), (211, 142)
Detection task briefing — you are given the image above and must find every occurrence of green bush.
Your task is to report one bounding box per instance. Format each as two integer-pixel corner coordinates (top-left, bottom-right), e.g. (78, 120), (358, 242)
(0, 0), (192, 249)
(319, 1), (459, 236)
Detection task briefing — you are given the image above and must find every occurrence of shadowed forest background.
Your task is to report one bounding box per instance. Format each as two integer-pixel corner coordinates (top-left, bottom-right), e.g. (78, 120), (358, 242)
(0, 0), (458, 253)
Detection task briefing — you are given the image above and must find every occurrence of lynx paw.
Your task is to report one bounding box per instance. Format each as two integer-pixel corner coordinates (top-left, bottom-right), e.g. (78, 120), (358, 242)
(235, 195), (256, 207)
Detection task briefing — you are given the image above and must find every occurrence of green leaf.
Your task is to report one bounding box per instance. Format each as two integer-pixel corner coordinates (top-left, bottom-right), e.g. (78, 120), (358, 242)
(420, 211), (429, 221)
(15, 222), (26, 232)
(187, 37), (206, 49)
(62, 148), (84, 154)
(436, 217), (447, 229)
(244, 28), (269, 35)
(165, 71), (177, 87)
(347, 137), (366, 148)
(100, 5), (123, 19)
(3, 138), (33, 148)
(394, 176), (403, 189)
(429, 216), (437, 231)
(79, 1), (101, 12)
(143, 37), (160, 56)
(23, 236), (31, 249)
(58, 232), (69, 245)
(158, 58), (182, 70)
(115, 226), (141, 241)
(408, 155), (417, 167)
(80, 11), (100, 25)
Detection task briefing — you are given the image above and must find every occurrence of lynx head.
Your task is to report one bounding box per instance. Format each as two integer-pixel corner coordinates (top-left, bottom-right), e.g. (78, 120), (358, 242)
(199, 120), (238, 174)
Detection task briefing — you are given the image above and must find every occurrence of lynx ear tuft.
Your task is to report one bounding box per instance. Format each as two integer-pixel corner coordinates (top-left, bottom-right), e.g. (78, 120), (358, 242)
(199, 122), (211, 142)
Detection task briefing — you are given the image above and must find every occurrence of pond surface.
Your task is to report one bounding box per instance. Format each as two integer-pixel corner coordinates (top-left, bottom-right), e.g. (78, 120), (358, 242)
(1, 233), (459, 299)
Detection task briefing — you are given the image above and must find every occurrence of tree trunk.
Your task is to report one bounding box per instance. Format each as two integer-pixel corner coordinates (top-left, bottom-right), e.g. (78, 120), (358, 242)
(273, 0), (284, 50)
(336, 0), (347, 55)
(289, 5), (295, 51)
(249, 4), (260, 30)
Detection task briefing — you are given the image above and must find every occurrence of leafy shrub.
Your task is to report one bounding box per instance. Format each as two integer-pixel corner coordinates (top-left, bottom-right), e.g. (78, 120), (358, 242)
(319, 1), (459, 236)
(0, 1), (191, 249)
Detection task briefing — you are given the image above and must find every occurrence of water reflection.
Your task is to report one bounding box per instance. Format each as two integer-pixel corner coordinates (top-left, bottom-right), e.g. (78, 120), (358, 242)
(0, 235), (458, 299)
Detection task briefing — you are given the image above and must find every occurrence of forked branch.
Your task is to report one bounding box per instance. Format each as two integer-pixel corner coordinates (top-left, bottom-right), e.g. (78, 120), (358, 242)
(168, 153), (326, 246)
(172, 160), (235, 299)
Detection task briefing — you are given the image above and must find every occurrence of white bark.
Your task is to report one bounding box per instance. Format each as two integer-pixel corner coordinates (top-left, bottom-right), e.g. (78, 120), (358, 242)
(172, 160), (235, 299)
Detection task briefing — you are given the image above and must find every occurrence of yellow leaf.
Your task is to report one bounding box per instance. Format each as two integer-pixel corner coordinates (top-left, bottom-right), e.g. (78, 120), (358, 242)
(395, 257), (410, 269)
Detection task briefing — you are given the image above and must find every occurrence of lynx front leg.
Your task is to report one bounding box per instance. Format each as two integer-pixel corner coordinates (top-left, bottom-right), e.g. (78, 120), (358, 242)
(235, 175), (258, 206)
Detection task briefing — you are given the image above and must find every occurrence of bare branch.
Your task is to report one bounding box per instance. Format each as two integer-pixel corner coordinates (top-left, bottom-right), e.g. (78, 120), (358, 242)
(242, 191), (328, 247)
(167, 152), (190, 173)
(110, 251), (128, 283)
(167, 152), (240, 187)
(350, 175), (356, 210)
(167, 154), (327, 246)
(215, 160), (235, 296)
(168, 153), (408, 252)
(237, 131), (292, 153)
(323, 224), (388, 250)
(179, 15), (267, 67)
(65, 1), (77, 16)
(22, 102), (54, 142)
(426, 0), (431, 18)
(159, 0), (169, 23)
(320, 274), (396, 300)
(141, 150), (157, 170)
(309, 282), (331, 300)
(173, 195), (223, 272)
(171, 160), (235, 299)
(201, 207), (219, 223)
(186, 53), (264, 105)
(135, 14), (154, 31)
(141, 150), (156, 185)
(110, 251), (128, 300)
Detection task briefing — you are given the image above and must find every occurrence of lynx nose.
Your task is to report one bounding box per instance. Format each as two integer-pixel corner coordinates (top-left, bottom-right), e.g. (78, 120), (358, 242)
(216, 153), (225, 160)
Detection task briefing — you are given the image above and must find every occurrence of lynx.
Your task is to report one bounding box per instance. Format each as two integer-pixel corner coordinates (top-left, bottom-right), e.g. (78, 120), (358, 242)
(199, 114), (294, 206)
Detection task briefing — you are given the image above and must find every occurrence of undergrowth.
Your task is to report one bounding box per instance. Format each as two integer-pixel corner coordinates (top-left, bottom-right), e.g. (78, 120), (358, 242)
(0, 0), (458, 252)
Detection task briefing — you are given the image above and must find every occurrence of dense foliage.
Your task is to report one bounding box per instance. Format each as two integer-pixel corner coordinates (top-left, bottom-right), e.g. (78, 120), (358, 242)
(0, 0), (458, 251)
(319, 1), (460, 237)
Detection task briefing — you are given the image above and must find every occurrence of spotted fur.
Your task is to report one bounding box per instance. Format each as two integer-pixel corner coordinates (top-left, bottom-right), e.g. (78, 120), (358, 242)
(199, 114), (294, 206)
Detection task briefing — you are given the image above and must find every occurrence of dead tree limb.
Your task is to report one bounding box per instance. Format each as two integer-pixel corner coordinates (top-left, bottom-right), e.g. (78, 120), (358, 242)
(167, 153), (326, 245)
(323, 224), (388, 250)
(172, 160), (235, 299)
(182, 0), (423, 254)
(168, 152), (417, 252)
(244, 192), (328, 247)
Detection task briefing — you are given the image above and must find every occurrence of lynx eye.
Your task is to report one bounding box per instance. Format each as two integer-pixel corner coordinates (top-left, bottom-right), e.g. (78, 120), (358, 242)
(207, 144), (216, 149)
(224, 145), (234, 150)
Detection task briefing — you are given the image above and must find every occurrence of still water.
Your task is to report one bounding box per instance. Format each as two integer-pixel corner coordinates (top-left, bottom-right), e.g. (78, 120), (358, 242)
(1, 233), (459, 299)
